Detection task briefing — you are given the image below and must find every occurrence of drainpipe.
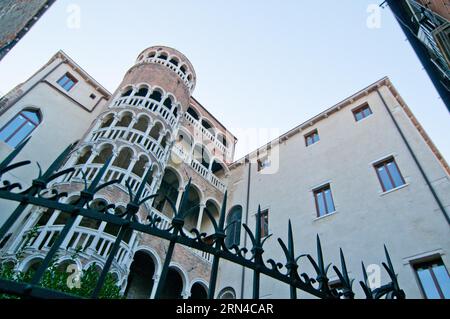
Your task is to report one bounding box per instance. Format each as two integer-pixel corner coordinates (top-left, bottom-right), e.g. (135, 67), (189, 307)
(240, 158), (252, 299)
(376, 89), (449, 225)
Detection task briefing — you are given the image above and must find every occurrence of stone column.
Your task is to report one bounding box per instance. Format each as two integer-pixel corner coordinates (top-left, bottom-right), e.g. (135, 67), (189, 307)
(196, 203), (207, 232)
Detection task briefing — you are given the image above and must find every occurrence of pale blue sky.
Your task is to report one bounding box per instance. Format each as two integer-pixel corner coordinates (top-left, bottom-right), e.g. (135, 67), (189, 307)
(0, 0), (448, 161)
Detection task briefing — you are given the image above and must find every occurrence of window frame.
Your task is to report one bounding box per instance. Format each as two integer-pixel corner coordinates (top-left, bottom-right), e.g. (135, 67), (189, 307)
(412, 258), (450, 299)
(259, 209), (269, 238)
(0, 109), (41, 148)
(352, 103), (373, 122)
(305, 129), (320, 147)
(313, 184), (336, 218)
(374, 157), (406, 193)
(57, 72), (78, 92)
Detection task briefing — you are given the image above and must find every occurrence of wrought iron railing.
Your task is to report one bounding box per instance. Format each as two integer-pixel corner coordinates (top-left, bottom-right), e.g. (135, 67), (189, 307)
(0, 139), (406, 299)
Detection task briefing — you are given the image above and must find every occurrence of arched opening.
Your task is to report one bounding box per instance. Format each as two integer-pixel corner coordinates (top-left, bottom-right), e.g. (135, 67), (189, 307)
(135, 87), (148, 97)
(193, 144), (211, 170)
(161, 132), (171, 149)
(149, 90), (162, 102)
(211, 160), (226, 179)
(153, 168), (180, 218)
(100, 114), (114, 129)
(121, 88), (133, 97)
(172, 106), (179, 117)
(116, 113), (133, 128)
(163, 97), (173, 110)
(180, 65), (187, 75)
(225, 206), (243, 248)
(176, 130), (193, 155)
(112, 147), (133, 170)
(149, 122), (163, 140)
(218, 287), (236, 299)
(23, 258), (43, 275)
(159, 267), (183, 299)
(133, 116), (150, 133)
(148, 51), (156, 58)
(158, 52), (168, 60)
(187, 107), (199, 121)
(169, 57), (179, 67)
(189, 282), (208, 299)
(217, 133), (228, 148)
(79, 198), (107, 230)
(125, 251), (156, 299)
(93, 144), (113, 164)
(183, 184), (201, 231)
(202, 200), (220, 235)
(75, 146), (93, 165)
(132, 155), (150, 178)
(201, 119), (215, 136)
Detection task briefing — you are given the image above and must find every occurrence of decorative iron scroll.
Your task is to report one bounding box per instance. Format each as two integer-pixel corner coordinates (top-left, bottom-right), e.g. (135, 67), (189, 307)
(0, 139), (406, 299)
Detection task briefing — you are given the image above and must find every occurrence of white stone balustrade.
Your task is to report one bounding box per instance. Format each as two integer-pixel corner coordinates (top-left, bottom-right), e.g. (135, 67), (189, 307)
(91, 127), (166, 163)
(63, 164), (154, 199)
(139, 57), (195, 91)
(183, 112), (232, 159)
(112, 96), (178, 128)
(13, 225), (132, 273)
(172, 144), (226, 193)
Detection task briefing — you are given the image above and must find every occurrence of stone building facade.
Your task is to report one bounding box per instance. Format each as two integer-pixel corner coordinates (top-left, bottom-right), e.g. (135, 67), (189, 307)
(0, 46), (449, 299)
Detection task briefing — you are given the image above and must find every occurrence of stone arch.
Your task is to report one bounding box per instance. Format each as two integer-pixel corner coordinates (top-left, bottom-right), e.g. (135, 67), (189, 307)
(112, 146), (135, 170)
(211, 158), (227, 179)
(132, 154), (151, 178)
(120, 86), (134, 97)
(149, 121), (164, 140)
(183, 182), (203, 231)
(193, 143), (212, 170)
(19, 255), (44, 273)
(202, 198), (220, 235)
(158, 263), (188, 299)
(124, 249), (159, 299)
(132, 114), (150, 133)
(99, 112), (115, 129)
(153, 167), (181, 218)
(75, 145), (93, 165)
(189, 280), (209, 299)
(92, 143), (115, 164)
(218, 287), (237, 299)
(187, 106), (200, 121)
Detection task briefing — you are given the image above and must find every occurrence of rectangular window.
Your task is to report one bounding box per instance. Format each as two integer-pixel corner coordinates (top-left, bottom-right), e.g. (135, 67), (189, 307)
(260, 209), (269, 237)
(353, 104), (373, 122)
(374, 157), (406, 192)
(257, 156), (271, 172)
(414, 258), (450, 299)
(305, 130), (320, 147)
(314, 184), (336, 218)
(57, 73), (78, 92)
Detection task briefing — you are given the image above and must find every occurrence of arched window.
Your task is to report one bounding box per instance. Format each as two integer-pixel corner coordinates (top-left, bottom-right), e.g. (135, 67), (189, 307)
(0, 109), (41, 148)
(225, 206), (242, 248)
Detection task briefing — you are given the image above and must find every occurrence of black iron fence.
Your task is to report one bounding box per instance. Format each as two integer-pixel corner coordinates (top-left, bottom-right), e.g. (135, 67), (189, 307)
(0, 139), (406, 299)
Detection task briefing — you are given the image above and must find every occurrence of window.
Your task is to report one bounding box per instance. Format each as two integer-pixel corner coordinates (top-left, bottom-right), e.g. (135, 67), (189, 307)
(57, 73), (78, 91)
(89, 93), (96, 100)
(305, 130), (320, 147)
(260, 209), (269, 237)
(374, 157), (406, 192)
(225, 206), (242, 248)
(0, 109), (41, 148)
(353, 104), (373, 122)
(314, 184), (336, 218)
(257, 155), (271, 172)
(414, 258), (450, 299)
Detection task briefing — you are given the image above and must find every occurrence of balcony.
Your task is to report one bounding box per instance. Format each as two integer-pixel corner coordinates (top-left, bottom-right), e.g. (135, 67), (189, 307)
(91, 126), (166, 164)
(112, 96), (178, 128)
(183, 112), (232, 160)
(62, 164), (154, 201)
(11, 225), (132, 274)
(172, 144), (227, 193)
